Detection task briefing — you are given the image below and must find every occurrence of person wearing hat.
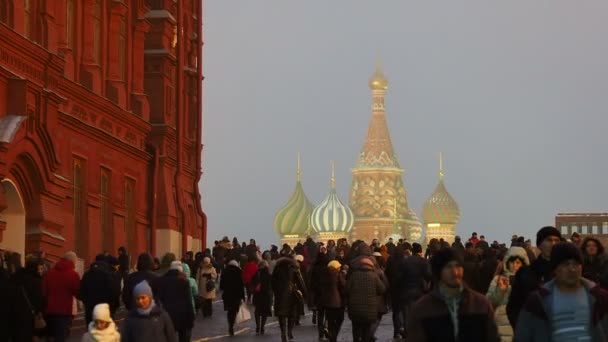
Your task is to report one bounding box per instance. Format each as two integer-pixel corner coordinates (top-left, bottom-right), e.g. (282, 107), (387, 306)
(507, 226), (562, 328)
(80, 303), (120, 342)
(220, 259), (245, 336)
(319, 260), (346, 342)
(407, 248), (498, 341)
(122, 253), (158, 311)
(80, 255), (121, 326)
(251, 260), (273, 335)
(154, 261), (195, 342)
(121, 280), (177, 342)
(197, 257), (217, 318)
(396, 242), (432, 340)
(514, 243), (608, 341)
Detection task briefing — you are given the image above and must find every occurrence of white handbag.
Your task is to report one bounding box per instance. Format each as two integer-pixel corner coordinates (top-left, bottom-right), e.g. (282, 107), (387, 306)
(235, 303), (251, 324)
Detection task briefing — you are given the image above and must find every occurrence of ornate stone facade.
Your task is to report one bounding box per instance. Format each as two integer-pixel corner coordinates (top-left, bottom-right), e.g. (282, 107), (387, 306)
(349, 65), (416, 243)
(0, 0), (205, 264)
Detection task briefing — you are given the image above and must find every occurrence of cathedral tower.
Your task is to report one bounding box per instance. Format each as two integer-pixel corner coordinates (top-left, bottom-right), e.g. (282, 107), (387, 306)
(349, 64), (413, 243)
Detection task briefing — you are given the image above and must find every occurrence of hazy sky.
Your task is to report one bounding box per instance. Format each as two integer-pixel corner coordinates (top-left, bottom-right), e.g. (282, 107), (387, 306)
(201, 1), (608, 248)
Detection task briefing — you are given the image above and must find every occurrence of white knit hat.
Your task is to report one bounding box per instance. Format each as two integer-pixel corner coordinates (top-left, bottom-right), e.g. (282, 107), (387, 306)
(295, 254), (304, 262)
(92, 303), (112, 322)
(170, 260), (183, 272)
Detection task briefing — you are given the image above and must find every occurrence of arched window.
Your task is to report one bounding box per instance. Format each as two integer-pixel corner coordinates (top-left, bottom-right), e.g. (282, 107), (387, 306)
(118, 16), (127, 80)
(66, 0), (75, 48)
(93, 0), (102, 64)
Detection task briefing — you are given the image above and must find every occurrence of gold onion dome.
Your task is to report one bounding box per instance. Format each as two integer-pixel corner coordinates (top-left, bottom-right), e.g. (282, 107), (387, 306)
(368, 62), (388, 90)
(311, 162), (354, 233)
(274, 155), (314, 236)
(422, 155), (460, 224)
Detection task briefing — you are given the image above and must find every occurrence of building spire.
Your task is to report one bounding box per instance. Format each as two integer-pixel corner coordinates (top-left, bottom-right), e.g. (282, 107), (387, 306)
(330, 160), (336, 190)
(297, 152), (302, 182)
(439, 152), (444, 181)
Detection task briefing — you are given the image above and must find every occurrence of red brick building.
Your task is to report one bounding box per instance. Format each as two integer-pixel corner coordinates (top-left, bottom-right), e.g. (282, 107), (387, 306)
(0, 0), (206, 265)
(555, 213), (608, 247)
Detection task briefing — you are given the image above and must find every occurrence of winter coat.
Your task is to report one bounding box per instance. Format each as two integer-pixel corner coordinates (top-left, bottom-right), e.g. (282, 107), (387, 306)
(0, 268), (11, 342)
(80, 261), (122, 323)
(182, 264), (198, 313)
(220, 264), (245, 311)
(397, 254), (432, 303)
(81, 321), (120, 342)
(507, 255), (552, 328)
(196, 265), (217, 300)
(308, 254), (329, 309)
(479, 252), (500, 294)
(583, 255), (607, 284)
(43, 258), (80, 315)
(9, 266), (45, 341)
(346, 257), (386, 322)
(407, 286), (499, 342)
(155, 270), (195, 331)
(514, 279), (608, 342)
(486, 246), (530, 342)
(251, 268), (273, 316)
(272, 257), (307, 317)
(122, 271), (158, 311)
(242, 261), (258, 286)
(463, 252), (482, 292)
(376, 266), (390, 315)
(120, 304), (177, 342)
(320, 267), (346, 309)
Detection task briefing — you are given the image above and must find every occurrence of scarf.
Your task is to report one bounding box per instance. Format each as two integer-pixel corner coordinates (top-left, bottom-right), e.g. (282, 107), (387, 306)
(136, 299), (157, 316)
(439, 283), (464, 339)
(87, 321), (120, 342)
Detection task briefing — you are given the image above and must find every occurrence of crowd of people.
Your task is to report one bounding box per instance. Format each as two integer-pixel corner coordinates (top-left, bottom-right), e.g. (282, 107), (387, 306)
(1, 227), (608, 342)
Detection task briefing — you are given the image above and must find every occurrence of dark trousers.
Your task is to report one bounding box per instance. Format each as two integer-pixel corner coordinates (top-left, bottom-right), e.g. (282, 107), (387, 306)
(391, 298), (403, 336)
(317, 307), (326, 337)
(254, 313), (268, 333)
(352, 319), (375, 342)
(46, 314), (72, 342)
(325, 308), (345, 342)
(278, 316), (295, 339)
(400, 300), (414, 337)
(202, 299), (213, 317)
(227, 306), (239, 329)
(177, 329), (192, 342)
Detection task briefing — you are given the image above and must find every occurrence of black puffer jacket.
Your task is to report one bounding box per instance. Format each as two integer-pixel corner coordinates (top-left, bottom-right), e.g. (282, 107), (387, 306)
(123, 254), (158, 310)
(346, 257), (386, 322)
(9, 266), (45, 341)
(220, 264), (245, 310)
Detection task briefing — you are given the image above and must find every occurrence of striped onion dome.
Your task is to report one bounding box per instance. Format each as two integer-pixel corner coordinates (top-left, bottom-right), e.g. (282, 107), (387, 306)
(311, 162), (354, 234)
(406, 208), (424, 242)
(274, 157), (315, 236)
(422, 176), (460, 225)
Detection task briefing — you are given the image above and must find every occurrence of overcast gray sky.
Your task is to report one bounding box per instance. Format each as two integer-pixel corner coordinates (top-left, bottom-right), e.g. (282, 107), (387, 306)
(200, 1), (608, 248)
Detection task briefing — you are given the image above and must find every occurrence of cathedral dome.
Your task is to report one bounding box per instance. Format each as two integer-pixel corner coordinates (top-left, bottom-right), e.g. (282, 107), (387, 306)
(422, 171), (460, 225)
(406, 208), (423, 242)
(311, 162), (354, 234)
(368, 62), (388, 90)
(274, 157), (314, 237)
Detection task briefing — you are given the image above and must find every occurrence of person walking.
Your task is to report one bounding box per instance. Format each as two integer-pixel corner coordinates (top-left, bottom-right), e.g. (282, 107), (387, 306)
(242, 256), (258, 304)
(272, 249), (307, 342)
(117, 247), (130, 285)
(396, 243), (432, 340)
(320, 260), (346, 342)
(43, 251), (81, 342)
(346, 254), (386, 342)
(508, 226), (561, 328)
(155, 261), (195, 342)
(121, 280), (177, 342)
(514, 242), (608, 341)
(220, 259), (245, 336)
(182, 263), (199, 314)
(122, 253), (158, 311)
(407, 247), (499, 342)
(80, 255), (122, 325)
(81, 303), (120, 342)
(486, 246), (529, 342)
(251, 260), (273, 335)
(196, 257), (217, 318)
(9, 255), (45, 341)
(580, 237), (606, 284)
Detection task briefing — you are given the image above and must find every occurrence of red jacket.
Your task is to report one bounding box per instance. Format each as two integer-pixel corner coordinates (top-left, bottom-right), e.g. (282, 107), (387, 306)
(43, 258), (80, 315)
(242, 261), (258, 285)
